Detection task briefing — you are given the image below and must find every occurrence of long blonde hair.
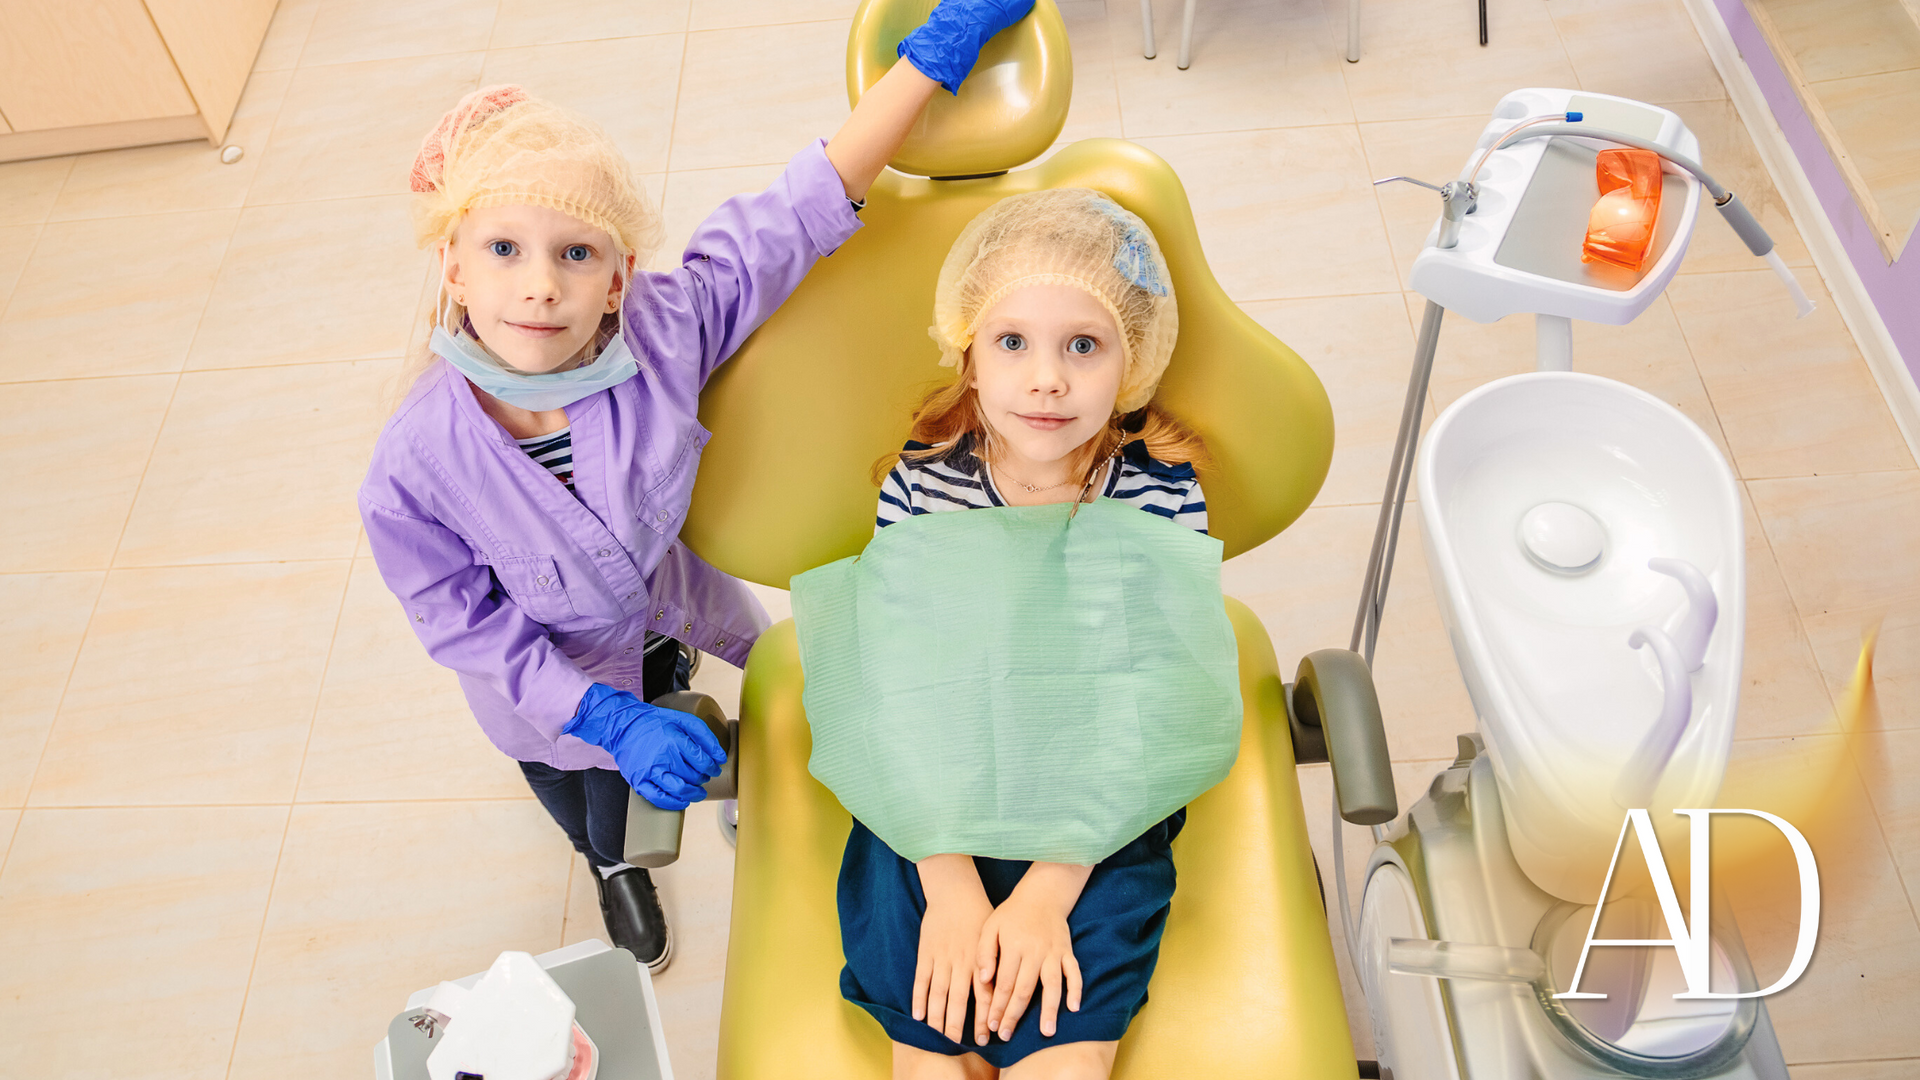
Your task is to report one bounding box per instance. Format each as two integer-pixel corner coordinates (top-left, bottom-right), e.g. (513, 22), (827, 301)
(872, 348), (1209, 487)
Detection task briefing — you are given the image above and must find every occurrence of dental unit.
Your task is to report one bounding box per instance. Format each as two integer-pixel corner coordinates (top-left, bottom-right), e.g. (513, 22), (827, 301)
(1343, 88), (1810, 1080)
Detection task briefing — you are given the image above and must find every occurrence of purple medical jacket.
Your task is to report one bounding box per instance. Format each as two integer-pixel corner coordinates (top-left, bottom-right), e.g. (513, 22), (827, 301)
(359, 139), (860, 770)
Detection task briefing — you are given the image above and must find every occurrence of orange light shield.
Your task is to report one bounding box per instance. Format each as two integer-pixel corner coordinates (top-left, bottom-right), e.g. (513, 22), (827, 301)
(1582, 148), (1664, 272)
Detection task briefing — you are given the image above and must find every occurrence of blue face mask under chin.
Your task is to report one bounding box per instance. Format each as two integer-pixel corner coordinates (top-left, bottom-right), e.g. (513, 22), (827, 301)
(430, 323), (640, 412)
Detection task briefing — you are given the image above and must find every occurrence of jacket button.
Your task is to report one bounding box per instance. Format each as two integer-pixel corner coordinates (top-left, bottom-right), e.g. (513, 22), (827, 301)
(618, 677), (633, 686)
(623, 646), (634, 654)
(598, 548), (611, 557)
(536, 575), (550, 586)
(655, 609), (665, 619)
(683, 622), (693, 633)
(657, 511), (670, 522)
(715, 639), (725, 648)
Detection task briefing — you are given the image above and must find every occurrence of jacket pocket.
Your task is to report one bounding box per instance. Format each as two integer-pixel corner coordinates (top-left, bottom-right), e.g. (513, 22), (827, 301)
(639, 421), (712, 536)
(494, 554), (579, 625)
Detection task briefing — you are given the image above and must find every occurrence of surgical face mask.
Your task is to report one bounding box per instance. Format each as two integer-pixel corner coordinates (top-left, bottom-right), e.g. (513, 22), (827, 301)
(430, 322), (638, 413)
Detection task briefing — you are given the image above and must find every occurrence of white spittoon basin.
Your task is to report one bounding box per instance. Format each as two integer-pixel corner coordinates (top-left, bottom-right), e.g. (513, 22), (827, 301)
(1417, 372), (1745, 902)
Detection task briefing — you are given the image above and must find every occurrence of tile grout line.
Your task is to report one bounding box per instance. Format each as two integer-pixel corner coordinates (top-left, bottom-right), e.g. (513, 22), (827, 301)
(1345, 111), (1442, 424)
(223, 530), (362, 1080)
(1109, 0), (1138, 141)
(0, 799), (26, 880)
(660, 23), (693, 186)
(0, 223), (49, 325)
(0, 555), (364, 576)
(0, 154), (71, 321)
(1786, 1054), (1920, 1067)
(1090, 1), (1124, 147)
(687, 17), (861, 34)
(0, 353), (408, 387)
(560, 853), (581, 947)
(484, 0), (514, 50)
(1660, 289), (1746, 481)
(37, 190), (409, 224)
(1848, 718), (1920, 939)
(0, 566), (107, 866)
(1347, 121), (1411, 297)
(220, 800), (297, 1080)
(1541, 0), (1591, 98)
(218, 47), (299, 220)
(19, 796), (541, 812)
(286, 0), (316, 73)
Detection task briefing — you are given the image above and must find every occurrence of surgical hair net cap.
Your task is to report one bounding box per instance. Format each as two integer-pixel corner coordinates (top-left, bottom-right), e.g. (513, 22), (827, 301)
(932, 188), (1177, 413)
(409, 85), (663, 260)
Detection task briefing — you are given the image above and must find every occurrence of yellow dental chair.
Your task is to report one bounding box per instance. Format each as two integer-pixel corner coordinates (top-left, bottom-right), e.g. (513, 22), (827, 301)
(677, 3), (1396, 1075)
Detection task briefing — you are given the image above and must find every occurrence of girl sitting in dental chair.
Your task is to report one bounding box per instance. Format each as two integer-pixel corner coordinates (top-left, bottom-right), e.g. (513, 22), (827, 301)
(808, 189), (1235, 1080)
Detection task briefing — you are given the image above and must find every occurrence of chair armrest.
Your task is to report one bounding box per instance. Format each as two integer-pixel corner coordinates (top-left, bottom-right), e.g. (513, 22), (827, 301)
(622, 691), (738, 867)
(1287, 649), (1397, 825)
(651, 689), (738, 800)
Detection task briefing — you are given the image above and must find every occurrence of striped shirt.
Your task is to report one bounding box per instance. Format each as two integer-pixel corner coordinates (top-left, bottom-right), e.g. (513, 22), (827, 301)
(516, 428), (575, 492)
(876, 435), (1208, 535)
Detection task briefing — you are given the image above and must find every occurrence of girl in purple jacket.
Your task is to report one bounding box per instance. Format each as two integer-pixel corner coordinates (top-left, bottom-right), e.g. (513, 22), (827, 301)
(360, 2), (1033, 971)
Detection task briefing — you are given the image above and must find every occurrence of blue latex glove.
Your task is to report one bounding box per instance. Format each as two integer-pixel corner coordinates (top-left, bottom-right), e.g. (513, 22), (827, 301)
(563, 683), (726, 811)
(897, 0), (1037, 94)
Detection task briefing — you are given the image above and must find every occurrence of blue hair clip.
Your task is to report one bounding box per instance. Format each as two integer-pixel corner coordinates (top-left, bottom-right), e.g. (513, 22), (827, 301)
(1096, 200), (1170, 296)
(1114, 234), (1169, 296)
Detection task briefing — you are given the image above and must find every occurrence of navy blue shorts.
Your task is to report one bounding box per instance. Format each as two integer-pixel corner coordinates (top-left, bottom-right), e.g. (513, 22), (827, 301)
(837, 811), (1185, 1067)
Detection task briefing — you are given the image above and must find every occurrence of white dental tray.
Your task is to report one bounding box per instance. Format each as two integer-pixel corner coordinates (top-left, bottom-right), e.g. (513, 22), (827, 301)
(1408, 88), (1702, 326)
(373, 939), (674, 1080)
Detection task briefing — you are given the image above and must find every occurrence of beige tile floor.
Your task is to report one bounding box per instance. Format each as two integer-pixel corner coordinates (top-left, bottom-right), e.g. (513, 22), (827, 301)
(1, 0), (1916, 1076)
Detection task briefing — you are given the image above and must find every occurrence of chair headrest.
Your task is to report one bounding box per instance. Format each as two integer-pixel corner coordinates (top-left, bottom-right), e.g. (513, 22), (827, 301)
(681, 140), (1335, 587)
(848, 0), (1072, 178)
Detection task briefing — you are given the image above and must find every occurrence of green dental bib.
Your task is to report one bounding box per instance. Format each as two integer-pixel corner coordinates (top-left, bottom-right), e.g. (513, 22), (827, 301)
(791, 498), (1242, 866)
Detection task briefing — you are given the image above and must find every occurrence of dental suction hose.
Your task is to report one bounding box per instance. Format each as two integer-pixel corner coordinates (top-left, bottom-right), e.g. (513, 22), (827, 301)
(1480, 117), (1817, 318)
(1614, 626), (1693, 809)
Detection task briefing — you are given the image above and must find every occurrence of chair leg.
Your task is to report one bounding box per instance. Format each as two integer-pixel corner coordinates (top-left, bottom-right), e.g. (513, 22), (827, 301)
(1178, 0), (1197, 69)
(1140, 0), (1156, 58)
(1347, 0), (1361, 61)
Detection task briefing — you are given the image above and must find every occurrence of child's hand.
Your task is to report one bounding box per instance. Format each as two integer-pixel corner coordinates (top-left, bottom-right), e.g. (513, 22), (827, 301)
(897, 0), (1037, 94)
(913, 854), (994, 1044)
(974, 862), (1092, 1044)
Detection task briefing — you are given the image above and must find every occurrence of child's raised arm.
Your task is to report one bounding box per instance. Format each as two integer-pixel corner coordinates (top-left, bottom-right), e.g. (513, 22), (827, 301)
(825, 0), (1036, 202)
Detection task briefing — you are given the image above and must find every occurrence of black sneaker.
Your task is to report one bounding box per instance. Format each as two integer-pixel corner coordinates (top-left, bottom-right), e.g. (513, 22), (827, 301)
(595, 864), (673, 974)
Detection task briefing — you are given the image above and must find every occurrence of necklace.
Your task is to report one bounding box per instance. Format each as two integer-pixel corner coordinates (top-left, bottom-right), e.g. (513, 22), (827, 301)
(996, 465), (1075, 493)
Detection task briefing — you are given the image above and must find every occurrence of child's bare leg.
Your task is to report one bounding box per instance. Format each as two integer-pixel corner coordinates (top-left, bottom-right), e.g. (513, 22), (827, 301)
(997, 1040), (1117, 1080)
(893, 1043), (997, 1080)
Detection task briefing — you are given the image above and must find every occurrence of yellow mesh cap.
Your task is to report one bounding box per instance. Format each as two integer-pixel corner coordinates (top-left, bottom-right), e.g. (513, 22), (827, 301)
(931, 188), (1178, 413)
(409, 85), (663, 259)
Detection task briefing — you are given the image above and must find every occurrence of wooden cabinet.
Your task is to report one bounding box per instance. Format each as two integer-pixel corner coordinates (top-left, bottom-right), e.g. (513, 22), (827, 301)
(0, 0), (279, 162)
